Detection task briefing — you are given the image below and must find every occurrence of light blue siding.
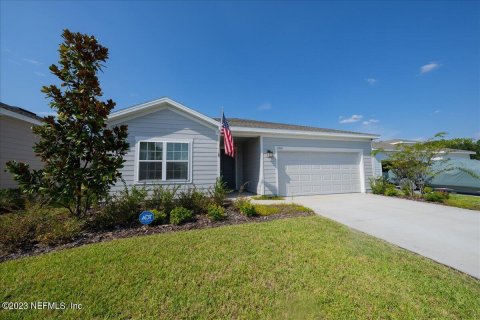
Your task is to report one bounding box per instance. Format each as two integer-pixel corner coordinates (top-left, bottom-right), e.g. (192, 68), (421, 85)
(110, 108), (218, 193)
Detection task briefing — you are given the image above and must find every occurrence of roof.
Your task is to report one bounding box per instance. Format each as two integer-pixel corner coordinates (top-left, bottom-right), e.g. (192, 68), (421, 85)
(216, 117), (376, 136)
(372, 141), (475, 154)
(0, 102), (43, 125)
(110, 97), (379, 139)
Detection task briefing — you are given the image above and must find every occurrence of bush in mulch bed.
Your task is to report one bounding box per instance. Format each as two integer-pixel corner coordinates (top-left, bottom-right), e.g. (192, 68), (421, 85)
(0, 202), (314, 262)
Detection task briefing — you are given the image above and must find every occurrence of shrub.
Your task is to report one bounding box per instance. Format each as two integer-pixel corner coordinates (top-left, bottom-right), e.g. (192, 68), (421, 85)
(423, 186), (433, 194)
(209, 177), (230, 206)
(424, 192), (444, 203)
(147, 185), (179, 215)
(370, 177), (393, 195)
(33, 209), (83, 246)
(151, 209), (168, 225)
(401, 182), (414, 197)
(0, 213), (34, 252)
(177, 188), (210, 215)
(384, 187), (399, 197)
(438, 190), (450, 200)
(170, 207), (193, 225)
(234, 198), (257, 217)
(207, 204), (226, 221)
(90, 186), (148, 229)
(424, 190), (450, 203)
(0, 206), (82, 253)
(0, 188), (25, 213)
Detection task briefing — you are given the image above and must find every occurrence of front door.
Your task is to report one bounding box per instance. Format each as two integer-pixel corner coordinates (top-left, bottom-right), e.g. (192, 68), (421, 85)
(220, 151), (236, 190)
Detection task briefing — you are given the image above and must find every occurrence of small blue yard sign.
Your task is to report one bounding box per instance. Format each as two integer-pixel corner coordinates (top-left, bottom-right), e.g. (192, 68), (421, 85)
(139, 211), (154, 225)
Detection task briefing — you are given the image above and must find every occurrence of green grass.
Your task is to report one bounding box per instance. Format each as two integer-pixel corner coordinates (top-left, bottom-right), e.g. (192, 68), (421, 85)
(251, 195), (285, 200)
(254, 203), (313, 216)
(1, 217), (479, 319)
(444, 194), (480, 211)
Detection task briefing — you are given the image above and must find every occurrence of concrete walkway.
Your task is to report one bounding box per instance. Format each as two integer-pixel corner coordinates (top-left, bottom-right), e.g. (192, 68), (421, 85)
(255, 193), (480, 278)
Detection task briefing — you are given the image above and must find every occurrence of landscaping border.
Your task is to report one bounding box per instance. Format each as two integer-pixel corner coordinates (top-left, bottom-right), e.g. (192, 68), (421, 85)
(1, 207), (314, 262)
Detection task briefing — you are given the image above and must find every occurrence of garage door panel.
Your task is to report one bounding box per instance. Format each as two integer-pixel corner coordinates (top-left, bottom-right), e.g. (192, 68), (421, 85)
(278, 151), (361, 196)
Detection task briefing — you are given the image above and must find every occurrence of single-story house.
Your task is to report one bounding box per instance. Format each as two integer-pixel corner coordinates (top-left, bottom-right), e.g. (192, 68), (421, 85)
(0, 102), (43, 189)
(108, 98), (379, 196)
(372, 139), (476, 177)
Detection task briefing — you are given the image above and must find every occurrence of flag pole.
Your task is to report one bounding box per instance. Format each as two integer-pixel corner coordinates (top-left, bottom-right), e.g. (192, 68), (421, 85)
(218, 107), (223, 179)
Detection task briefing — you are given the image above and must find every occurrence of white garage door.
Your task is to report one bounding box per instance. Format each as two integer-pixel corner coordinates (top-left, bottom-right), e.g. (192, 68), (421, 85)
(278, 151), (361, 196)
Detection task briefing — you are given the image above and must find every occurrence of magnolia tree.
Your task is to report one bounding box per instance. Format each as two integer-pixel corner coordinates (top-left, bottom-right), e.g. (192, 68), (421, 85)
(7, 30), (129, 217)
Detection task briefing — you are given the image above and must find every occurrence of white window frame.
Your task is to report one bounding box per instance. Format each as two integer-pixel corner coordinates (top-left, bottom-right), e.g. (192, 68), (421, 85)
(135, 138), (193, 184)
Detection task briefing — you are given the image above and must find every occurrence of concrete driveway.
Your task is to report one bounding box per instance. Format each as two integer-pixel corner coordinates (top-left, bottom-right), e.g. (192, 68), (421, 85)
(292, 193), (480, 278)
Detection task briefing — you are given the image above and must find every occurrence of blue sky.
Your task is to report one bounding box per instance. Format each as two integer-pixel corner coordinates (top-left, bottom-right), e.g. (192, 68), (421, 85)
(1, 1), (479, 140)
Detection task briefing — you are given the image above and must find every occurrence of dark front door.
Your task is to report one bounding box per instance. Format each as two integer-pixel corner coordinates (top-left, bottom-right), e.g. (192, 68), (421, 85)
(220, 151), (236, 190)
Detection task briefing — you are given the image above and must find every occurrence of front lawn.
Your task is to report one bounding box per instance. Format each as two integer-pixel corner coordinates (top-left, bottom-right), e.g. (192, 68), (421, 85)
(1, 216), (479, 319)
(444, 194), (480, 211)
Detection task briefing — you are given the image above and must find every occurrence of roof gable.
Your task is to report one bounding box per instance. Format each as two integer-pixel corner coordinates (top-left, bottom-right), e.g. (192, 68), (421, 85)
(109, 98), (219, 128)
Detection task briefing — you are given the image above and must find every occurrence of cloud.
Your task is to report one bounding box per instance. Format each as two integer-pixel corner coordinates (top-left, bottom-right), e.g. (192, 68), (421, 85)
(365, 78), (377, 85)
(257, 103), (272, 111)
(362, 119), (379, 125)
(34, 71), (46, 77)
(433, 109), (441, 114)
(420, 62), (440, 74)
(23, 58), (41, 65)
(339, 114), (363, 124)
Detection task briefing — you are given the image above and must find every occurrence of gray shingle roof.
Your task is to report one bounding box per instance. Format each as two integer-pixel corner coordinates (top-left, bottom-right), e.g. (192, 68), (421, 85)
(214, 117), (376, 136)
(0, 102), (43, 121)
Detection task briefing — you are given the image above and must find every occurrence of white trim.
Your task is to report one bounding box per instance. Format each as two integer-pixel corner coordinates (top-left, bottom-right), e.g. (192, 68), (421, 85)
(259, 136), (264, 195)
(134, 138), (193, 185)
(216, 131), (221, 178)
(274, 146), (366, 195)
(276, 146), (364, 153)
(0, 108), (42, 125)
(234, 146), (239, 190)
(109, 97), (219, 128)
(231, 126), (378, 139)
(359, 152), (366, 193)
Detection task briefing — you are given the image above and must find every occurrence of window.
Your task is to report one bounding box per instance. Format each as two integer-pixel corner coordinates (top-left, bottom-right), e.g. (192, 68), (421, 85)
(166, 143), (189, 180)
(139, 142), (163, 180)
(137, 141), (190, 182)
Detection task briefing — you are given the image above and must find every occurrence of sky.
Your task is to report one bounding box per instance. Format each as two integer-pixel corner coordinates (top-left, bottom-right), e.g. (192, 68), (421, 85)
(1, 1), (479, 140)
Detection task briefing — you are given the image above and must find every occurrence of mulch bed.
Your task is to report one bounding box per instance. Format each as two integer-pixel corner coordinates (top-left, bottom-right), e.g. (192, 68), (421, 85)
(0, 207), (314, 263)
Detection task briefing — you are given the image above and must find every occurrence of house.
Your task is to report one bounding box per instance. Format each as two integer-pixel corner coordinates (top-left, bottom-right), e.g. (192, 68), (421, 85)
(372, 139), (476, 177)
(0, 103), (43, 189)
(108, 98), (379, 196)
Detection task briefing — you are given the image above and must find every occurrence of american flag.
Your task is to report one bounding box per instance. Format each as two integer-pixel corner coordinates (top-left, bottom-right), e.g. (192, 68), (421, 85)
(221, 112), (234, 157)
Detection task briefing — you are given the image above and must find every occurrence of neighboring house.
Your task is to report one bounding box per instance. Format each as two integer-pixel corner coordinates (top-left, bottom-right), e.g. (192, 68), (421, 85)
(372, 139), (476, 178)
(0, 103), (43, 189)
(108, 98), (379, 196)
